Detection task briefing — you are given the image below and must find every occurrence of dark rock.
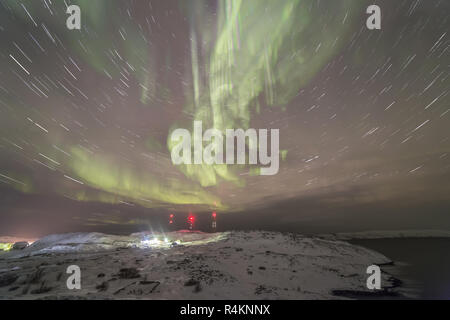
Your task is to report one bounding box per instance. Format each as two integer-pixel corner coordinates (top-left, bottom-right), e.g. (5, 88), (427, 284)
(184, 278), (199, 287)
(12, 241), (29, 250)
(22, 285), (30, 295)
(0, 273), (19, 287)
(139, 281), (160, 293)
(30, 281), (52, 294)
(25, 268), (45, 284)
(255, 285), (271, 295)
(332, 289), (401, 299)
(117, 268), (140, 279)
(96, 281), (108, 292)
(194, 282), (202, 293)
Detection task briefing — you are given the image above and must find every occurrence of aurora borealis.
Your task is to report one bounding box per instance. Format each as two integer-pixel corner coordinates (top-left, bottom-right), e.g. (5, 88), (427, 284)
(0, 0), (449, 236)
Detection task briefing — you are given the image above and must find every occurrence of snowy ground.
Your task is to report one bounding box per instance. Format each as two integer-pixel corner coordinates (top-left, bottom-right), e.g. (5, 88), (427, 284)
(0, 230), (406, 300)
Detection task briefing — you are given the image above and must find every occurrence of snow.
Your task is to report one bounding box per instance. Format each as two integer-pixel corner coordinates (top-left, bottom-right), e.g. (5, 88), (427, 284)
(0, 230), (405, 299)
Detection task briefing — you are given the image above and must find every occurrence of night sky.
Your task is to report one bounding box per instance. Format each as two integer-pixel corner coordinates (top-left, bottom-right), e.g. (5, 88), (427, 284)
(0, 0), (449, 237)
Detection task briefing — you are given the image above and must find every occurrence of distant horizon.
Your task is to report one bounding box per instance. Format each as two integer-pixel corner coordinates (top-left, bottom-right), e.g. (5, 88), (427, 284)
(1, 0), (449, 244)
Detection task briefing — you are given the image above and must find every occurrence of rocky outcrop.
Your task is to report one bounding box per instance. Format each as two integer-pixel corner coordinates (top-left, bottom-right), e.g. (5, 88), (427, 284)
(12, 242), (29, 250)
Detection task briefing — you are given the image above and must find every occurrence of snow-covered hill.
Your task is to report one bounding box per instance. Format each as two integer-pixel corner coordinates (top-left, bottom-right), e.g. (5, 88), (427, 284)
(0, 230), (405, 299)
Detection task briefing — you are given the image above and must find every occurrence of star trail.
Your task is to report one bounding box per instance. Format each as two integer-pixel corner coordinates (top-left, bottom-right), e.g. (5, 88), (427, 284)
(0, 0), (449, 236)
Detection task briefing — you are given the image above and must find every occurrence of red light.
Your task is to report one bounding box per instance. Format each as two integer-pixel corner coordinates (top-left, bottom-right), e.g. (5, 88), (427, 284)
(212, 212), (216, 218)
(169, 214), (174, 218)
(189, 216), (194, 221)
